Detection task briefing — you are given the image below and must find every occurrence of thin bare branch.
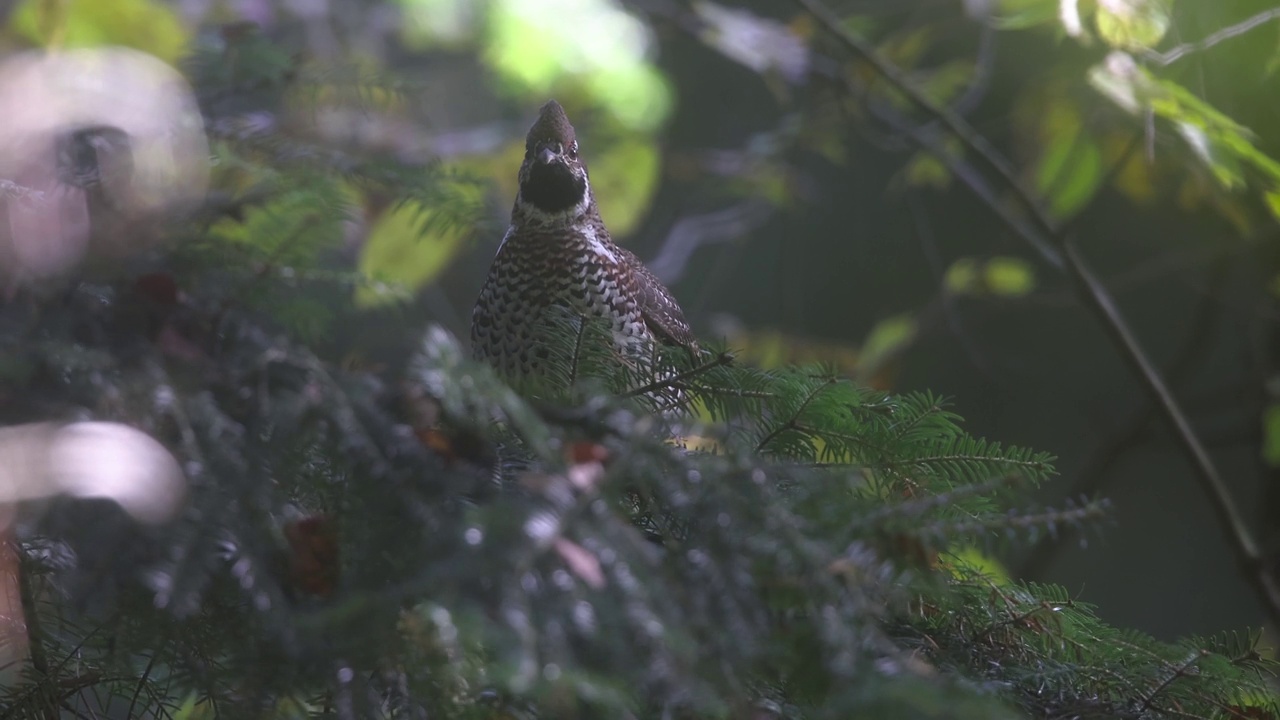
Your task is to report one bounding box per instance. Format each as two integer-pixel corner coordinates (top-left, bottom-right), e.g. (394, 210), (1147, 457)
(1147, 8), (1280, 66)
(795, 0), (1280, 625)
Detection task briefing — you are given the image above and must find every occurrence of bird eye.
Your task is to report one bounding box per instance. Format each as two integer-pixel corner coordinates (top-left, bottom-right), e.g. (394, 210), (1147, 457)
(568, 142), (578, 159)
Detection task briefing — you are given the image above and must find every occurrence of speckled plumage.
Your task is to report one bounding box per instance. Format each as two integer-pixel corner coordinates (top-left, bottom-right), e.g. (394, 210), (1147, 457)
(471, 100), (696, 379)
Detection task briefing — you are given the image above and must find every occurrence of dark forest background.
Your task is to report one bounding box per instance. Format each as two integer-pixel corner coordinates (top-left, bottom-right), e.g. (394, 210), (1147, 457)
(2, 0), (1280, 715)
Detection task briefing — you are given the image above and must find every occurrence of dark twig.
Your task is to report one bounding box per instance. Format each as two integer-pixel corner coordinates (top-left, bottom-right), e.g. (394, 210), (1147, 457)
(794, 0), (1060, 245)
(796, 0), (1280, 625)
(1017, 250), (1230, 577)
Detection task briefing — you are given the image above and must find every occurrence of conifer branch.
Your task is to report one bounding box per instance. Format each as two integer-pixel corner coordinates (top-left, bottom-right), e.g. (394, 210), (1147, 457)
(1138, 651), (1207, 714)
(14, 545), (59, 720)
(567, 315), (588, 388)
(622, 350), (734, 398)
(920, 501), (1110, 539)
(795, 0), (1280, 627)
(755, 377), (837, 453)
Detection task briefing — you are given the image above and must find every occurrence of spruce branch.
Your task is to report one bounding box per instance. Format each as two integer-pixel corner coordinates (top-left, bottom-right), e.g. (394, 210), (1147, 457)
(1138, 651), (1208, 714)
(755, 376), (838, 453)
(794, 0), (1280, 628)
(567, 314), (588, 388)
(13, 544), (58, 720)
(622, 350), (734, 399)
(918, 500), (1111, 540)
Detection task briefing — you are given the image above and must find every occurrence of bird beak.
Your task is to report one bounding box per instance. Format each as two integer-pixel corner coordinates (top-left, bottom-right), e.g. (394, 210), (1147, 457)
(535, 144), (559, 165)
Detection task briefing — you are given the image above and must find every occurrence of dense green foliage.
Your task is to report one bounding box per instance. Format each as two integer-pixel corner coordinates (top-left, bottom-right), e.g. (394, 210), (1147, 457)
(3, 240), (1274, 718)
(3, 2), (1280, 718)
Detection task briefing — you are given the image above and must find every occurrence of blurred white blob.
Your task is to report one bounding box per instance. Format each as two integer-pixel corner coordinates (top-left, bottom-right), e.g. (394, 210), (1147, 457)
(0, 422), (187, 527)
(0, 48), (209, 286)
(693, 2), (809, 82)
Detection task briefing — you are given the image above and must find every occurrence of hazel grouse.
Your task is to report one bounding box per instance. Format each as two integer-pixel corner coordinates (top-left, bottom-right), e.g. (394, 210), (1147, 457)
(471, 100), (697, 380)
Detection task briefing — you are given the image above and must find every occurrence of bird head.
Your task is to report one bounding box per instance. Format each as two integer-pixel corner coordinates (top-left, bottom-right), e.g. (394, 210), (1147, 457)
(516, 100), (591, 219)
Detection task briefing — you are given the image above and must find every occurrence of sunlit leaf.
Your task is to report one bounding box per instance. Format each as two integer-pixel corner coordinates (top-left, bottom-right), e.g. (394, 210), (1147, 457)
(1090, 52), (1280, 192)
(1263, 403), (1280, 467)
(395, 0), (479, 49)
(985, 257), (1036, 296)
(485, 0), (671, 131)
(903, 151), (952, 189)
(943, 546), (1013, 584)
(589, 137), (660, 235)
(1095, 0), (1170, 50)
(1175, 122), (1245, 189)
(946, 258), (981, 294)
(356, 199), (471, 307)
(946, 257), (1036, 296)
(1266, 190), (1280, 223)
(857, 313), (917, 381)
(11, 0), (190, 63)
(1029, 96), (1104, 218)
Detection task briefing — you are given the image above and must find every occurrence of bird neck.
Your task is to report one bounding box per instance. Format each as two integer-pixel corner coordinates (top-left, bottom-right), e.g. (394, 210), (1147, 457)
(511, 191), (601, 232)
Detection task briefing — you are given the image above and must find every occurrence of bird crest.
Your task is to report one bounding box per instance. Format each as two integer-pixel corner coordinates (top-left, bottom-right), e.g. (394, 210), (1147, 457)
(525, 100), (577, 151)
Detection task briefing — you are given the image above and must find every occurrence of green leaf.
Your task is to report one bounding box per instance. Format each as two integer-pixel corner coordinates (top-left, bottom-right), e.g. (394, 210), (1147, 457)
(356, 199), (470, 308)
(1266, 189), (1280, 222)
(1175, 122), (1245, 189)
(1094, 0), (1171, 50)
(946, 257), (1036, 296)
(985, 257), (1037, 296)
(589, 138), (660, 236)
(903, 151), (952, 189)
(11, 0), (190, 63)
(1090, 53), (1280, 190)
(857, 313), (917, 380)
(946, 258), (981, 294)
(1263, 403), (1280, 467)
(1034, 108), (1104, 218)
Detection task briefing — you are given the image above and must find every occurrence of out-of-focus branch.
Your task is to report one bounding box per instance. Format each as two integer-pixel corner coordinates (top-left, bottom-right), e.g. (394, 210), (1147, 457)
(647, 201), (774, 285)
(794, 0), (1280, 625)
(1147, 8), (1280, 66)
(1017, 251), (1231, 578)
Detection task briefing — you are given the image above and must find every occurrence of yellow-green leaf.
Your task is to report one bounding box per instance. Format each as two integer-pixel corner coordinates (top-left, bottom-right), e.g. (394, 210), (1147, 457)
(946, 257), (1036, 296)
(1095, 0), (1170, 50)
(1035, 111), (1104, 218)
(902, 151), (951, 190)
(856, 313), (917, 381)
(356, 200), (470, 308)
(1263, 403), (1280, 467)
(1266, 189), (1280, 222)
(11, 0), (190, 63)
(945, 258), (980, 294)
(985, 257), (1036, 296)
(589, 138), (660, 236)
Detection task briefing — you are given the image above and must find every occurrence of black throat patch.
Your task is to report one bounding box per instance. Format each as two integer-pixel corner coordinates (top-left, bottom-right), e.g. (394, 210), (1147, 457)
(520, 162), (586, 214)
